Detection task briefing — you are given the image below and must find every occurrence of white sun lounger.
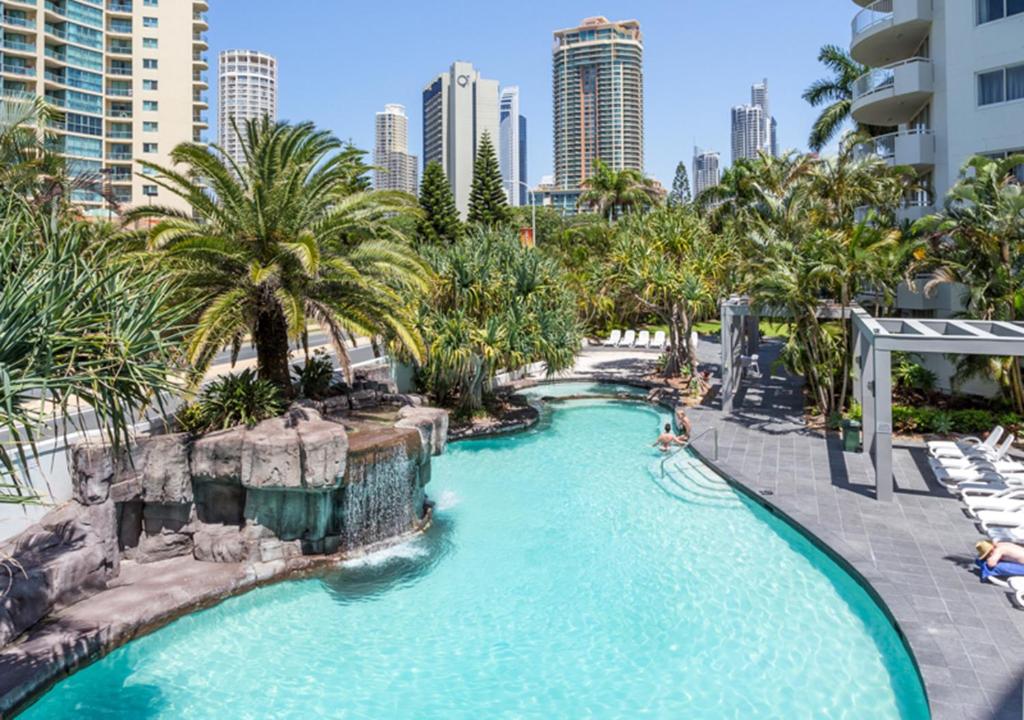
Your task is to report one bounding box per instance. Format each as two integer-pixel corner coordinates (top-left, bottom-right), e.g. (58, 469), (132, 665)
(636, 330), (651, 349)
(988, 526), (1024, 543)
(651, 331), (666, 351)
(618, 330), (637, 348)
(932, 432), (1014, 464)
(603, 329), (622, 347)
(965, 489), (1024, 517)
(929, 426), (1003, 458)
(976, 508), (1024, 532)
(929, 455), (1024, 476)
(1004, 577), (1024, 608)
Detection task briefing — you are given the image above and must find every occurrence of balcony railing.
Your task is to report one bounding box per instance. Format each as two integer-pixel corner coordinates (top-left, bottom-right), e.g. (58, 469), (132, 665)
(106, 129), (132, 138)
(2, 63), (36, 77)
(107, 1), (132, 12)
(106, 152), (133, 160)
(852, 57), (929, 101)
(2, 39), (35, 52)
(107, 86), (132, 97)
(852, 132), (897, 162)
(853, 0), (894, 35)
(2, 15), (36, 29)
(107, 67), (132, 76)
(107, 109), (132, 119)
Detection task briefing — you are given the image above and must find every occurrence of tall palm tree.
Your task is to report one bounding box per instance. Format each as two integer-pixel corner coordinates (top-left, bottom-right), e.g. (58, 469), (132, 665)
(578, 160), (662, 220)
(125, 118), (430, 396)
(802, 45), (870, 152)
(916, 154), (1024, 410)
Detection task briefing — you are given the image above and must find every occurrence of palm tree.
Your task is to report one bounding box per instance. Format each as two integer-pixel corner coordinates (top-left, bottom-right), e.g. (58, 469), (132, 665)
(916, 154), (1024, 410)
(802, 45), (870, 152)
(578, 160), (662, 220)
(125, 118), (429, 396)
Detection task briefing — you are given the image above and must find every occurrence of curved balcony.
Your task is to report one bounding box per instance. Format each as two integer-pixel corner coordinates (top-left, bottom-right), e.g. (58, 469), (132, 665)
(852, 128), (934, 169)
(851, 0), (932, 67)
(851, 57), (932, 126)
(897, 193), (934, 224)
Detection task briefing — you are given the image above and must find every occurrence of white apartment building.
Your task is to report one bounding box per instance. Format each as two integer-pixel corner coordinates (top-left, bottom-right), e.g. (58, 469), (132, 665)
(849, 0), (1024, 222)
(218, 49), (277, 168)
(422, 61), (499, 217)
(731, 104), (764, 164)
(499, 86), (527, 206)
(373, 103), (417, 194)
(693, 147), (721, 196)
(0, 0), (209, 213)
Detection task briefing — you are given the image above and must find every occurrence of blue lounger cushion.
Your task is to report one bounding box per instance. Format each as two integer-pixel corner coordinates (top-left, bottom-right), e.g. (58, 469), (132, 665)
(976, 559), (1024, 582)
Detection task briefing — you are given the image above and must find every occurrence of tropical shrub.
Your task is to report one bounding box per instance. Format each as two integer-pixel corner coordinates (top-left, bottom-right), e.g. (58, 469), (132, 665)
(892, 353), (937, 394)
(293, 349), (335, 399)
(177, 369), (284, 434)
(410, 231), (581, 415)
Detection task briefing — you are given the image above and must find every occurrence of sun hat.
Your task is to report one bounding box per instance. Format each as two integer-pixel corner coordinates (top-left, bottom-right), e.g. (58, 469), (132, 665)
(976, 540), (995, 559)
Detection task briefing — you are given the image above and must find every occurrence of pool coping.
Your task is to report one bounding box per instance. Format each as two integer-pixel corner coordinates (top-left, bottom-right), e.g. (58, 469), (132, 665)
(502, 381), (932, 716)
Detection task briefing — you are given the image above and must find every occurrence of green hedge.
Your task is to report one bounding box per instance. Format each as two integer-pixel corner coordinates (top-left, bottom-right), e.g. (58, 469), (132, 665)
(850, 403), (1023, 435)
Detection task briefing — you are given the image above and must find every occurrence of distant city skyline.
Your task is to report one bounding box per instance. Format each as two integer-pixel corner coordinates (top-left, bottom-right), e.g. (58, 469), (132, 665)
(204, 1), (857, 187)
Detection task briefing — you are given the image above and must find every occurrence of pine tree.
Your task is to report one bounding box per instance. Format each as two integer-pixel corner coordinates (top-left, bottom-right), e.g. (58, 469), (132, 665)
(467, 131), (510, 226)
(669, 161), (691, 206)
(417, 160), (462, 245)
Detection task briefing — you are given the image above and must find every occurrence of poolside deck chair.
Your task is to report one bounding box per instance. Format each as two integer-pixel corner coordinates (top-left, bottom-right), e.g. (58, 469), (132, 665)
(929, 453), (1024, 476)
(931, 432), (1013, 464)
(618, 330), (637, 348)
(636, 330), (651, 349)
(651, 331), (666, 351)
(1005, 577), (1024, 608)
(975, 508), (1024, 532)
(604, 329), (622, 347)
(928, 426), (1003, 459)
(965, 488), (1024, 517)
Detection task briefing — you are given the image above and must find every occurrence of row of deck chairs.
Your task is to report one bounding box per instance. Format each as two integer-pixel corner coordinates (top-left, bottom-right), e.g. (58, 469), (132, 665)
(602, 329), (667, 350)
(927, 426), (1024, 605)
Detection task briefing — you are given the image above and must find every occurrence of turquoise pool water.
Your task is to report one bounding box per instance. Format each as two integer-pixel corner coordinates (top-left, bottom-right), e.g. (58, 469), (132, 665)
(517, 380), (647, 399)
(24, 400), (929, 719)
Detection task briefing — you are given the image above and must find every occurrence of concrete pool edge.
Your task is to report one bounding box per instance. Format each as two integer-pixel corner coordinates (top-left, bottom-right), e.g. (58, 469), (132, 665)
(503, 383), (932, 717)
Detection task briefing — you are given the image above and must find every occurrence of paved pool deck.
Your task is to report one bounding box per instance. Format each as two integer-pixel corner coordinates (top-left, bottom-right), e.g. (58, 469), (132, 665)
(568, 341), (1024, 720)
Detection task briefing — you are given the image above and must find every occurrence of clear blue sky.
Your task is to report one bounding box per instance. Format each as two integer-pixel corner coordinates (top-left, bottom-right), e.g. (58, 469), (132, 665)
(207, 1), (856, 187)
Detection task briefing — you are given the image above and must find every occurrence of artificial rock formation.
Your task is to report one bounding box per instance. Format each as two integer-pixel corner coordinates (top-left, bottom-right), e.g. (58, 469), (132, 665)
(0, 402), (449, 652)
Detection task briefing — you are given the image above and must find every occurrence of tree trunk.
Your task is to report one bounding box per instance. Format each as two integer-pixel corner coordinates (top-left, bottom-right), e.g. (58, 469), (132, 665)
(664, 303), (687, 378)
(254, 303), (294, 398)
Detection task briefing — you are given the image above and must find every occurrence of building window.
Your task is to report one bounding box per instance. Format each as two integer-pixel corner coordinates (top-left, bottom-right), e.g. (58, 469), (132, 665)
(978, 64), (1024, 106)
(143, 100), (158, 111)
(143, 184), (158, 196)
(143, 59), (158, 69)
(143, 79), (158, 91)
(142, 143), (158, 153)
(142, 16), (158, 28)
(143, 0), (158, 5)
(977, 0), (1024, 23)
(143, 121), (158, 132)
(985, 149), (1024, 182)
(143, 38), (158, 49)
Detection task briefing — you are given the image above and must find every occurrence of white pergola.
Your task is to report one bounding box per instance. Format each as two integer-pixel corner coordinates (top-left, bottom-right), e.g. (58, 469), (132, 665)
(852, 305), (1024, 500)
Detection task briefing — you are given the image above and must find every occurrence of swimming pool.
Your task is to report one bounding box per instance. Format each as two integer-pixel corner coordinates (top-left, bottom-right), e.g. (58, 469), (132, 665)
(23, 399), (929, 719)
(516, 380), (648, 399)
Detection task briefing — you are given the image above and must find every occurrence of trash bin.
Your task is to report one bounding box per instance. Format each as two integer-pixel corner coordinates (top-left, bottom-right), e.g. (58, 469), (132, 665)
(842, 420), (862, 452)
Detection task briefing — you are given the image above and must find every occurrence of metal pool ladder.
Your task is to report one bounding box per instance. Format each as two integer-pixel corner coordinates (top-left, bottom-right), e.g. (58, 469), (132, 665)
(660, 427), (719, 479)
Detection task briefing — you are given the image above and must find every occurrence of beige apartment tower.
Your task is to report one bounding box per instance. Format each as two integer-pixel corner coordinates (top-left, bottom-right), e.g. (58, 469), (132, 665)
(0, 0), (210, 213)
(552, 16), (644, 191)
(374, 103), (417, 194)
(218, 49), (277, 168)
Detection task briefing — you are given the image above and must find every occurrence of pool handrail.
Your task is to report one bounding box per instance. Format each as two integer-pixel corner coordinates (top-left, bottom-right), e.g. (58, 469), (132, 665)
(660, 427), (719, 478)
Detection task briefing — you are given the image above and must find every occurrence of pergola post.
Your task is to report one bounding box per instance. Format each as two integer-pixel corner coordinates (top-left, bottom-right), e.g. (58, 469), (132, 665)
(861, 338), (876, 465)
(873, 346), (894, 501)
(721, 301), (734, 414)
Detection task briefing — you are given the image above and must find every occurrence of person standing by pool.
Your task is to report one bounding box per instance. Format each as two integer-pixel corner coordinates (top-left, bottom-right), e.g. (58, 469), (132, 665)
(653, 423), (687, 452)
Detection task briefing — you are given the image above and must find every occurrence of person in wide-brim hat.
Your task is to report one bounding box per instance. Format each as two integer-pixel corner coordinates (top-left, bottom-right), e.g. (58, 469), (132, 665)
(976, 539), (1024, 568)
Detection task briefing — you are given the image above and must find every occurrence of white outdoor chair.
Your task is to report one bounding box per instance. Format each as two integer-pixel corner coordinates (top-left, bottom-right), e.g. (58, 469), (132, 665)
(651, 331), (666, 350)
(604, 329), (622, 347)
(636, 330), (651, 349)
(619, 330), (637, 348)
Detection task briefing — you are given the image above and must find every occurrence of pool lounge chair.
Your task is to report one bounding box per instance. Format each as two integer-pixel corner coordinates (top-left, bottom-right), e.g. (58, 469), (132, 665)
(932, 433), (1015, 464)
(929, 454), (1024, 476)
(964, 489), (1024, 517)
(603, 330), (622, 347)
(975, 508), (1024, 532)
(618, 330), (637, 348)
(636, 330), (651, 349)
(929, 426), (1003, 458)
(651, 331), (666, 351)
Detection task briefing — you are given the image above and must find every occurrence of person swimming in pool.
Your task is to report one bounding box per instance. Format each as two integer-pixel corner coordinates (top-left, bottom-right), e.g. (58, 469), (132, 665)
(653, 423), (687, 452)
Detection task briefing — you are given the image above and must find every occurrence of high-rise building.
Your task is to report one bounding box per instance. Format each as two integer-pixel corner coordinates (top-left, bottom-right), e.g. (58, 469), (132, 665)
(373, 103), (418, 195)
(552, 16), (644, 193)
(693, 148), (721, 196)
(848, 0), (1024, 224)
(731, 104), (764, 164)
(499, 86), (527, 206)
(421, 61), (499, 217)
(218, 49), (277, 168)
(0, 0), (210, 213)
(732, 78), (776, 164)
